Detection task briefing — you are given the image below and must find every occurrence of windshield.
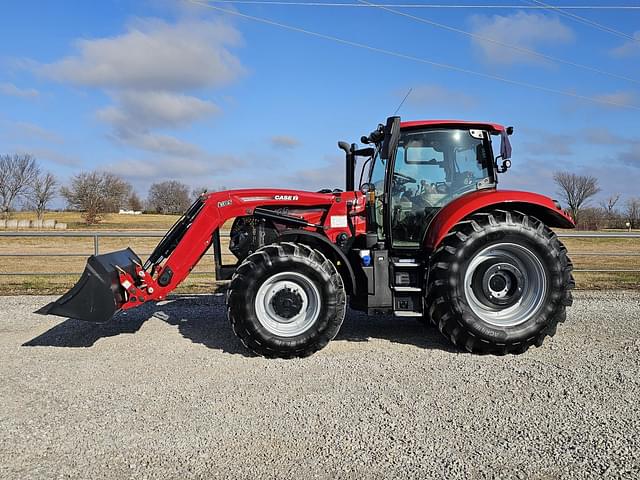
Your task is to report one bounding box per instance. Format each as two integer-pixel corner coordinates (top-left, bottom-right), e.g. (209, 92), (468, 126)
(395, 129), (493, 195)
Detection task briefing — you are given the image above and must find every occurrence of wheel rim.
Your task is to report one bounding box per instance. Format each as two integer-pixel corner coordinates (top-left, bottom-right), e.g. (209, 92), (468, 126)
(464, 243), (547, 327)
(254, 271), (321, 337)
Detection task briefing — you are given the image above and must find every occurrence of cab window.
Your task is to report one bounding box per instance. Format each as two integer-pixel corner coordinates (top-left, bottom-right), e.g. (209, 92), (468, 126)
(368, 152), (386, 238)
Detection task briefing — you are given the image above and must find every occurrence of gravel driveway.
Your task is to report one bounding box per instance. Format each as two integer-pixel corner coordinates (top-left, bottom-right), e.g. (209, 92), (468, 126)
(1, 291), (639, 479)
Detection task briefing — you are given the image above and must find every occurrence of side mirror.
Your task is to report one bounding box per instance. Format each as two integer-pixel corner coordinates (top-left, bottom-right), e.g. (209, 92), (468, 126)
(380, 116), (401, 160)
(495, 155), (512, 173)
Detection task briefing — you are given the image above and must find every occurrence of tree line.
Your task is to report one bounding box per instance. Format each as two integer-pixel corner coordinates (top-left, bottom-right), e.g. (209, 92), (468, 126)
(0, 153), (211, 224)
(1, 154), (56, 221)
(553, 171), (639, 230)
(2, 153), (638, 229)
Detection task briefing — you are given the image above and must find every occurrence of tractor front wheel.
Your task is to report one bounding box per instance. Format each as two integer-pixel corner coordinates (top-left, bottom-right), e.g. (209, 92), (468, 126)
(427, 210), (574, 354)
(227, 242), (346, 358)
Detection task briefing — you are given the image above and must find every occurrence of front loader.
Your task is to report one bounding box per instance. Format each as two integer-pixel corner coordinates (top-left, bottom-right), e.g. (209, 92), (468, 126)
(41, 116), (575, 357)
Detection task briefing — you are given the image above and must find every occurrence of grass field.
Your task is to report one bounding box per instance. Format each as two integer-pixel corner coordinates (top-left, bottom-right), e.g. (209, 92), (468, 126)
(9, 211), (183, 230)
(1, 211), (639, 294)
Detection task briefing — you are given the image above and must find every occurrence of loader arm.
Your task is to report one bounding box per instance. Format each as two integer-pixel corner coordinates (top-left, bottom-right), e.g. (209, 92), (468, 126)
(41, 189), (361, 323)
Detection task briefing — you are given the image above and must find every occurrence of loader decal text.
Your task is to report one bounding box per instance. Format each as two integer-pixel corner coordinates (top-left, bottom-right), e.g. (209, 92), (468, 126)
(274, 195), (299, 201)
(217, 199), (232, 208)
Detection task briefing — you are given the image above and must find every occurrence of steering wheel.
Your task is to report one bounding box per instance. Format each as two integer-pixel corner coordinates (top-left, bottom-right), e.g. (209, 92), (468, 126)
(393, 171), (417, 185)
(435, 182), (449, 194)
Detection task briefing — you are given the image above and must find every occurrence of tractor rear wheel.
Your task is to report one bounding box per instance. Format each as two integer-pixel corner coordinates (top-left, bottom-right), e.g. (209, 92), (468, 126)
(426, 210), (574, 354)
(227, 242), (346, 358)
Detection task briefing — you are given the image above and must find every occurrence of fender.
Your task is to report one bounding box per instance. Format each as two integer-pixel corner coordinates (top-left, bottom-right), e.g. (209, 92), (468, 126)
(277, 229), (357, 296)
(424, 189), (575, 250)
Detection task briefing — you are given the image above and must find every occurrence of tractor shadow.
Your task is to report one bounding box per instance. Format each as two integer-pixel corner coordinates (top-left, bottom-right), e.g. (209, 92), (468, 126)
(24, 294), (455, 354)
(23, 294), (248, 356)
(23, 301), (157, 349)
(335, 309), (456, 352)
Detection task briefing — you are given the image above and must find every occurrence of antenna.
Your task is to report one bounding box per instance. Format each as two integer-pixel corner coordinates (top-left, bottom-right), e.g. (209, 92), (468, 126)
(393, 88), (412, 115)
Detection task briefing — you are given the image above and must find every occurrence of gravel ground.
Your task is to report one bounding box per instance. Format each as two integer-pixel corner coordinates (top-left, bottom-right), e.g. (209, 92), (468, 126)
(1, 291), (639, 479)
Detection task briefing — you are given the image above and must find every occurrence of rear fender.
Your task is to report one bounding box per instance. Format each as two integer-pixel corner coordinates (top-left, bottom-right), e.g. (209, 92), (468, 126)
(424, 189), (574, 250)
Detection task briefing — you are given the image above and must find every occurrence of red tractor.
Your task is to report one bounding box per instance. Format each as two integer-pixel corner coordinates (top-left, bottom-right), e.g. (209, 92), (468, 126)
(42, 117), (575, 357)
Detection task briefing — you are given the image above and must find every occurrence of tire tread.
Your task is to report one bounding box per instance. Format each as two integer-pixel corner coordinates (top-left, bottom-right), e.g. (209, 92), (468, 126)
(426, 209), (574, 355)
(227, 241), (346, 358)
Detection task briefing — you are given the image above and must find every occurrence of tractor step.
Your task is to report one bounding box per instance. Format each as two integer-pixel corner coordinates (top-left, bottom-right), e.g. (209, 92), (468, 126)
(392, 260), (420, 268)
(393, 311), (423, 317)
(392, 286), (421, 292)
(391, 257), (424, 317)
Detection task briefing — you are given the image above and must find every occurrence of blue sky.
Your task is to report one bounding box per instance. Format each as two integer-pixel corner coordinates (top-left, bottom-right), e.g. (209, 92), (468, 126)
(1, 0), (639, 207)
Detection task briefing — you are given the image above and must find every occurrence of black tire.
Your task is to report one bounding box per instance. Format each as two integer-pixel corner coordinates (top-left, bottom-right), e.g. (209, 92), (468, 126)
(426, 209), (574, 355)
(227, 242), (346, 358)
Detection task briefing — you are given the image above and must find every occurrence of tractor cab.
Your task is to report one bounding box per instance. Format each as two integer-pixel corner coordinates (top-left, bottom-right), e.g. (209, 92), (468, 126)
(360, 117), (512, 249)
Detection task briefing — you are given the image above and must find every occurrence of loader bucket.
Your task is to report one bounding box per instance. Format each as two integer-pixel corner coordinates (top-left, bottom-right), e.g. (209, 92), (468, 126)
(38, 248), (142, 323)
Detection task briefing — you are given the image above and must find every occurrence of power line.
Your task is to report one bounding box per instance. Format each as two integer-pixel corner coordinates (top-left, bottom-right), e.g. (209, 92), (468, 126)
(191, 1), (640, 10)
(357, 0), (639, 85)
(187, 0), (640, 111)
(524, 0), (640, 43)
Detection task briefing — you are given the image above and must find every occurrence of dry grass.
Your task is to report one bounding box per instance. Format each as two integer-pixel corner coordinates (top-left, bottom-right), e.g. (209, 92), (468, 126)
(1, 214), (639, 294)
(9, 211), (182, 230)
(556, 232), (640, 290)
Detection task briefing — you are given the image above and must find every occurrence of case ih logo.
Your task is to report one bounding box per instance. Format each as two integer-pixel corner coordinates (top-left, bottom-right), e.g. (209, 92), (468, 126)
(274, 195), (299, 201)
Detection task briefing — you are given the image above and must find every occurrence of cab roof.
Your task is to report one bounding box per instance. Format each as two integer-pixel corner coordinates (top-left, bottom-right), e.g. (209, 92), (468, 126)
(400, 120), (506, 134)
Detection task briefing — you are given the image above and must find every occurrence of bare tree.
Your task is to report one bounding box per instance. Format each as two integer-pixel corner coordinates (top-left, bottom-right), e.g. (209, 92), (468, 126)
(192, 186), (208, 200)
(28, 172), (57, 220)
(0, 153), (40, 219)
(127, 192), (143, 211)
(599, 194), (620, 215)
(60, 171), (132, 224)
(147, 181), (191, 214)
(599, 193), (621, 229)
(626, 197), (640, 229)
(553, 171), (601, 227)
(578, 207), (606, 231)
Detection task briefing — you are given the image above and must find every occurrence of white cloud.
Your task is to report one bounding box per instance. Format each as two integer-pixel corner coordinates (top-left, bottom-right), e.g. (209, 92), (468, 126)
(611, 31), (640, 58)
(0, 82), (39, 99)
(39, 17), (245, 159)
(113, 131), (205, 158)
(40, 18), (244, 91)
(97, 90), (219, 130)
(0, 121), (62, 144)
(522, 133), (575, 156)
(10, 122), (63, 144)
(283, 155), (344, 191)
(469, 12), (573, 65)
(618, 143), (640, 168)
(25, 148), (81, 167)
(403, 84), (476, 109)
(270, 135), (300, 149)
(592, 91), (638, 109)
(582, 128), (627, 145)
(106, 153), (244, 182)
